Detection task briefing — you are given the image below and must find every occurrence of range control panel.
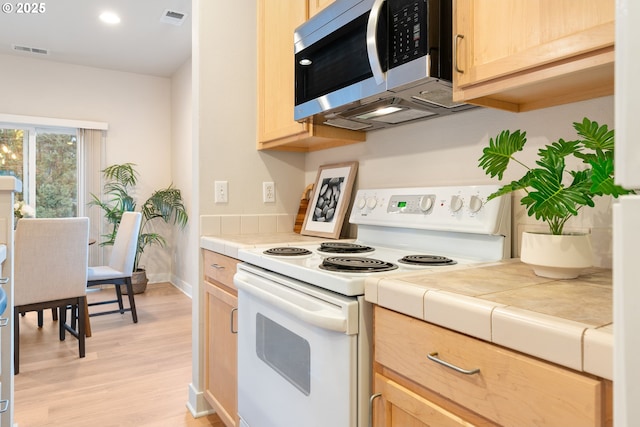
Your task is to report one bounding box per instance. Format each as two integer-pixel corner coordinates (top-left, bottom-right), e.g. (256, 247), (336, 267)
(349, 185), (510, 235)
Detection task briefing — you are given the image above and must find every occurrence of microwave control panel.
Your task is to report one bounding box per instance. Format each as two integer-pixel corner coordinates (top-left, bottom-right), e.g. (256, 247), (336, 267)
(390, 0), (428, 67)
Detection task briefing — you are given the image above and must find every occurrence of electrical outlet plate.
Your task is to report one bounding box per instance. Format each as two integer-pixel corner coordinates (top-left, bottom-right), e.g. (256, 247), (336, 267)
(263, 182), (275, 203)
(215, 181), (228, 203)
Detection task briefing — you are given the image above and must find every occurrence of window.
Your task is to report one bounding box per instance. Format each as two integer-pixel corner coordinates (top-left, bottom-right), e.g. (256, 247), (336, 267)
(0, 125), (78, 217)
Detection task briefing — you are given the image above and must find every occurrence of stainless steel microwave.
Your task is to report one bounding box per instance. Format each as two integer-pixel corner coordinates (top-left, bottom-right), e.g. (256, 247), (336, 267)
(294, 0), (475, 131)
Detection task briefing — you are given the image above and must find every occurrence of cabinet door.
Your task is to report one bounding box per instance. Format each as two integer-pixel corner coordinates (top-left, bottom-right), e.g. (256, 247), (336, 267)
(257, 0), (307, 146)
(453, 0), (614, 111)
(257, 0), (365, 151)
(204, 281), (238, 427)
(308, 0), (334, 17)
(373, 373), (477, 427)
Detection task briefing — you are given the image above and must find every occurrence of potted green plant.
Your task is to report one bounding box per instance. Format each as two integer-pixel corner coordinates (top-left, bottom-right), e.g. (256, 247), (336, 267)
(90, 163), (188, 292)
(478, 117), (633, 278)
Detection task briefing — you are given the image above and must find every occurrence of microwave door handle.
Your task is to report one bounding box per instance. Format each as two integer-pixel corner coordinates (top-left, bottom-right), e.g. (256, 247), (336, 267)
(366, 0), (386, 85)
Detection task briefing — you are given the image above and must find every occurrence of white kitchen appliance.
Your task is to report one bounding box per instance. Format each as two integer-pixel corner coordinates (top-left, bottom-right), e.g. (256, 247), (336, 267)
(234, 185), (510, 427)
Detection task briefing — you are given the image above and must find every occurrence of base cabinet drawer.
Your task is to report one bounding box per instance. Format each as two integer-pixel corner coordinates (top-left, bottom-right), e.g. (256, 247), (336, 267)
(374, 373), (479, 427)
(203, 250), (238, 289)
(374, 306), (610, 427)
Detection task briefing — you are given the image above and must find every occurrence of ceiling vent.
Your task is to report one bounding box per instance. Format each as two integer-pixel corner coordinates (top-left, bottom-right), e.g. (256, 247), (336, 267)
(12, 45), (49, 55)
(160, 9), (187, 26)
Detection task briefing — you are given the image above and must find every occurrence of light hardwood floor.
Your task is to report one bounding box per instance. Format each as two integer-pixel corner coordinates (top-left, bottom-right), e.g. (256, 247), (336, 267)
(14, 282), (224, 427)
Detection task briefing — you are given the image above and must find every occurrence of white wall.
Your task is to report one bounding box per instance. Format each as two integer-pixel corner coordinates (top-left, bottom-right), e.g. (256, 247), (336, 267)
(0, 53), (176, 280)
(170, 58), (197, 295)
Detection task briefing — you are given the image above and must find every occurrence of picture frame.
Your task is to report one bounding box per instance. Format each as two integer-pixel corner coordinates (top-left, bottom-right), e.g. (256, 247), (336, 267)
(301, 161), (358, 239)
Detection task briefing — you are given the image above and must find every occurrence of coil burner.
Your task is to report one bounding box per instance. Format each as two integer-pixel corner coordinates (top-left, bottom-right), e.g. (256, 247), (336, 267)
(398, 254), (457, 266)
(317, 242), (375, 254)
(263, 247), (313, 257)
(319, 256), (398, 273)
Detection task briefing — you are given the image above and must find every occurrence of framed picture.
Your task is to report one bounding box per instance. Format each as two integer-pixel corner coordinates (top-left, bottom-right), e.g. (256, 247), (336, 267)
(301, 161), (358, 239)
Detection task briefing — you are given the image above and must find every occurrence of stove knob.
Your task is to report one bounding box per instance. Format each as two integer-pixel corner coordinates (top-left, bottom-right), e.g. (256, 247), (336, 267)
(469, 195), (483, 213)
(418, 195), (433, 212)
(366, 196), (378, 209)
(356, 196), (366, 210)
(450, 195), (463, 212)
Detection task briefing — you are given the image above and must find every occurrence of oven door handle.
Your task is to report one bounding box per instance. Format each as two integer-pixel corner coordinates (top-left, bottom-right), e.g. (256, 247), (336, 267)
(235, 272), (349, 333)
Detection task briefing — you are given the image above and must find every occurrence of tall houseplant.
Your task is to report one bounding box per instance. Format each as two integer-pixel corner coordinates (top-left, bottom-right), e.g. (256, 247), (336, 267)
(90, 163), (188, 292)
(478, 117), (633, 278)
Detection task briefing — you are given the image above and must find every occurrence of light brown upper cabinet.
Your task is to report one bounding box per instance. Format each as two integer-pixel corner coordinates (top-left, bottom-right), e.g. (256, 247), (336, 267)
(452, 0), (614, 112)
(308, 0), (334, 17)
(257, 0), (365, 152)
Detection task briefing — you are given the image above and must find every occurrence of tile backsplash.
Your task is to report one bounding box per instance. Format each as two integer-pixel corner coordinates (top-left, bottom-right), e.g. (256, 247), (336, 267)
(200, 214), (295, 236)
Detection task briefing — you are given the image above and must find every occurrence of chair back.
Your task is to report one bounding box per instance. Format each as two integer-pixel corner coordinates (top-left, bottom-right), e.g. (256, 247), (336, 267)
(14, 217), (89, 306)
(109, 212), (142, 275)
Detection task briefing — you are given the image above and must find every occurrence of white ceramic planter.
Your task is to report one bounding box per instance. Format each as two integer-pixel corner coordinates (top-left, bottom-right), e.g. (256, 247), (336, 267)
(520, 231), (593, 279)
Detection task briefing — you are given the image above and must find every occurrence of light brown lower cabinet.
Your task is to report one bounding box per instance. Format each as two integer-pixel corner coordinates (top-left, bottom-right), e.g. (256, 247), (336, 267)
(203, 250), (239, 427)
(373, 306), (613, 427)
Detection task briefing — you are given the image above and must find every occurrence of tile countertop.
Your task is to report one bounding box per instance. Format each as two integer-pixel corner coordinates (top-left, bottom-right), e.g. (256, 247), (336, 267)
(365, 259), (613, 380)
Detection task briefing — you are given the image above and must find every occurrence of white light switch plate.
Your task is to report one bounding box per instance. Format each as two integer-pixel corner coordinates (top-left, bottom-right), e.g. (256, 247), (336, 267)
(215, 181), (228, 203)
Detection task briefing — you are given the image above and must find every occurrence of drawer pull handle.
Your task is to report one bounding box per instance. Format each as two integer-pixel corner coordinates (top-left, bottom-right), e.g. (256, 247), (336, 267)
(427, 352), (480, 375)
(369, 393), (381, 427)
(0, 399), (8, 413)
(211, 263), (225, 270)
(230, 307), (238, 334)
(0, 318), (8, 327)
(454, 34), (465, 73)
(0, 277), (9, 285)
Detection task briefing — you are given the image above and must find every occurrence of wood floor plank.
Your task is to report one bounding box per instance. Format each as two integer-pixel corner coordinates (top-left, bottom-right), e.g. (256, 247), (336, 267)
(14, 282), (224, 427)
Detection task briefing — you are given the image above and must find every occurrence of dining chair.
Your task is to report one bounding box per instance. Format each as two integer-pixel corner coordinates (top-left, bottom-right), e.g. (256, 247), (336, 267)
(87, 211), (142, 322)
(13, 217), (90, 374)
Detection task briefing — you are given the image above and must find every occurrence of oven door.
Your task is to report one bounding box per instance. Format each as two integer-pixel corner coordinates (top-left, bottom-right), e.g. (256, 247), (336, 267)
(235, 263), (359, 427)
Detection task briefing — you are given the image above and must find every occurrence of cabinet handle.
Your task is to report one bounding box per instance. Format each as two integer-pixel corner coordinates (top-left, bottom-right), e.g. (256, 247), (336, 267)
(427, 352), (480, 375)
(0, 318), (8, 327)
(0, 399), (8, 413)
(211, 263), (225, 270)
(454, 34), (465, 74)
(230, 307), (238, 334)
(0, 277), (8, 285)
(369, 393), (381, 427)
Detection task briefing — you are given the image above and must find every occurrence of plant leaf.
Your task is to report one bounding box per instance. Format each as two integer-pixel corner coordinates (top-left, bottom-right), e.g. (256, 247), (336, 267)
(520, 152), (591, 230)
(590, 157), (635, 197)
(574, 117), (615, 153)
(478, 130), (527, 180)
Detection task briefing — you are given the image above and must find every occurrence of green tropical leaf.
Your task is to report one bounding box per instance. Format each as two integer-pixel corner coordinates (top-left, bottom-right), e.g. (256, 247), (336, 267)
(573, 117), (614, 153)
(486, 172), (534, 201)
(537, 138), (580, 159)
(478, 130), (527, 180)
(590, 157), (634, 197)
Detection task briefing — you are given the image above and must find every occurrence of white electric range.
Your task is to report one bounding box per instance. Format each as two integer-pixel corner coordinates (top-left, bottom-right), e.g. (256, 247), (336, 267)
(234, 185), (511, 427)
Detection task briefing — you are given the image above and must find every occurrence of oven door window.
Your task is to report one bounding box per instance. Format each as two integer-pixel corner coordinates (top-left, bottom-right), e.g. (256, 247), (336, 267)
(256, 313), (311, 396)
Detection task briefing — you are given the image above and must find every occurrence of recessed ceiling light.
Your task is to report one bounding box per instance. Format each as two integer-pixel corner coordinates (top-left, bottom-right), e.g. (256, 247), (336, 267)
(99, 11), (121, 25)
